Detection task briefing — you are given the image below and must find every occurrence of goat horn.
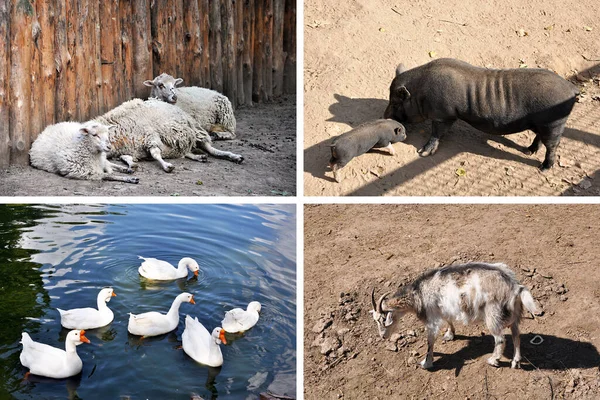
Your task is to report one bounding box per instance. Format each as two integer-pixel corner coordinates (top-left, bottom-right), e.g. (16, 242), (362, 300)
(371, 288), (377, 310)
(377, 292), (391, 313)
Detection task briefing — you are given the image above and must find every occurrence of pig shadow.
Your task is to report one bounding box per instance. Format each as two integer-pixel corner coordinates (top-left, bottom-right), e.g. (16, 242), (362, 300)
(326, 94), (389, 127)
(428, 333), (600, 377)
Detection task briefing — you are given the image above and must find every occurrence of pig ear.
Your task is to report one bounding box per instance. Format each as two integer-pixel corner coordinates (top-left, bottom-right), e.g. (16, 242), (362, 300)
(398, 86), (411, 101)
(395, 63), (406, 76)
(394, 127), (403, 135)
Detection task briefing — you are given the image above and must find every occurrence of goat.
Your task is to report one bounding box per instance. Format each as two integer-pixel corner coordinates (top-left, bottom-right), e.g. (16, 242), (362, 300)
(370, 262), (538, 369)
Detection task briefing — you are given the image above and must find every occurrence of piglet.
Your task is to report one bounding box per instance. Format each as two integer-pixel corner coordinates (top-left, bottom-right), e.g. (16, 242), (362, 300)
(329, 119), (406, 182)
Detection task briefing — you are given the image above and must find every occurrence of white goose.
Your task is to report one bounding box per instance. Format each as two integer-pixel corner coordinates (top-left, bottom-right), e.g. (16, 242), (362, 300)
(57, 287), (116, 330)
(221, 301), (261, 333)
(138, 256), (200, 280)
(182, 315), (227, 367)
(128, 292), (195, 337)
(20, 330), (90, 379)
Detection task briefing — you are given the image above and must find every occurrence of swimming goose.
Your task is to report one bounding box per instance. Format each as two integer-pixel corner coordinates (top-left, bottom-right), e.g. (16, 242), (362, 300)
(128, 292), (195, 337)
(182, 315), (226, 367)
(57, 287), (116, 330)
(20, 330), (90, 379)
(221, 301), (261, 333)
(138, 256), (200, 280)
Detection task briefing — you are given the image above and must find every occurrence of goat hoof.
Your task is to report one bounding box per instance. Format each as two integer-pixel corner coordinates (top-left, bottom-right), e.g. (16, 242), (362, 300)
(443, 333), (454, 342)
(511, 360), (521, 369)
(486, 358), (500, 368)
(420, 359), (433, 369)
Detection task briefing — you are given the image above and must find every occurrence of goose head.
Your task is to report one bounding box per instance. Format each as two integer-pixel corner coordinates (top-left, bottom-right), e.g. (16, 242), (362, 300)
(180, 258), (200, 277)
(179, 292), (196, 305)
(212, 327), (227, 345)
(248, 301), (261, 313)
(99, 287), (117, 303)
(68, 330), (91, 346)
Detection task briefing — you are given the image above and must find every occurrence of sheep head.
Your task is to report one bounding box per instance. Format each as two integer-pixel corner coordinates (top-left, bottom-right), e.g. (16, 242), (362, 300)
(144, 73), (183, 104)
(80, 122), (112, 153)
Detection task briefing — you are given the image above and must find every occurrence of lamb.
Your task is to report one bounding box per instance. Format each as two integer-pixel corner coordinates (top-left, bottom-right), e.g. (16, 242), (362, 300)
(94, 98), (243, 173)
(144, 73), (237, 141)
(29, 121), (139, 184)
(370, 262), (539, 369)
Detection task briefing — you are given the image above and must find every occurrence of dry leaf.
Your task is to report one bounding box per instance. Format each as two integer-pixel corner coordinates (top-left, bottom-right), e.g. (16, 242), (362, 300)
(516, 29), (528, 37)
(519, 63), (528, 68)
(428, 51), (437, 58)
(455, 167), (466, 177)
(379, 27), (386, 32)
(544, 25), (554, 31)
(584, 26), (593, 32)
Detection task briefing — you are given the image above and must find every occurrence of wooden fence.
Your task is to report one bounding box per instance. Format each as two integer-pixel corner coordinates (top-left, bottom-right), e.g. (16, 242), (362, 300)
(0, 0), (296, 167)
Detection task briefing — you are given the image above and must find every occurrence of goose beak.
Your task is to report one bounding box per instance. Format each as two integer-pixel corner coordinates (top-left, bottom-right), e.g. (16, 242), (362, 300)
(80, 330), (91, 344)
(112, 292), (117, 297)
(190, 296), (196, 305)
(194, 270), (199, 277)
(219, 329), (227, 344)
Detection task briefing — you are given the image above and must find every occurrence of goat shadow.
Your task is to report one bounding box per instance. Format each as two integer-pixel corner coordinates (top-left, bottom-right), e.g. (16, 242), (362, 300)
(428, 333), (600, 377)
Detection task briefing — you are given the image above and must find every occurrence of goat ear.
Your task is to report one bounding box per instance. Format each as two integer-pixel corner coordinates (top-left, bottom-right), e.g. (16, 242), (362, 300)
(143, 80), (155, 87)
(398, 86), (411, 101)
(175, 78), (184, 86)
(384, 312), (394, 327)
(395, 63), (406, 76)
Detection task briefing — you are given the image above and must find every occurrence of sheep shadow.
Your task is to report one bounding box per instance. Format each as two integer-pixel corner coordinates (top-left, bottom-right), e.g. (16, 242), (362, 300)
(428, 333), (600, 377)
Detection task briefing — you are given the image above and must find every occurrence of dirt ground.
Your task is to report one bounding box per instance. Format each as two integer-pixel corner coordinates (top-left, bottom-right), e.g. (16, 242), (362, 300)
(304, 0), (600, 196)
(305, 204), (600, 399)
(0, 97), (296, 197)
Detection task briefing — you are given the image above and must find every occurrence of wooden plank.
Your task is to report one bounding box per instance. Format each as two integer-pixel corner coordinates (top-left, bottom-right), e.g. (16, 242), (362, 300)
(209, 0), (223, 92)
(263, 0), (273, 101)
(120, 0), (134, 101)
(132, 0), (153, 98)
(64, 0), (77, 121)
(74, 0), (91, 121)
(90, 1), (103, 116)
(0, 0), (10, 167)
(220, 0), (235, 103)
(53, 0), (69, 121)
(9, 0), (33, 165)
(242, 0), (254, 106)
(198, 0), (210, 87)
(183, 0), (201, 85)
(235, 0), (244, 105)
(283, 0), (296, 94)
(272, 0), (284, 97)
(151, 0), (167, 78)
(38, 0), (56, 127)
(173, 0), (184, 79)
(29, 4), (44, 140)
(252, 0), (263, 102)
(100, 1), (115, 113)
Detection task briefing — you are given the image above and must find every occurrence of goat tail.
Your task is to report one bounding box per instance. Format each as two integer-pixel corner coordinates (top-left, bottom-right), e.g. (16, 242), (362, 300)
(519, 287), (539, 315)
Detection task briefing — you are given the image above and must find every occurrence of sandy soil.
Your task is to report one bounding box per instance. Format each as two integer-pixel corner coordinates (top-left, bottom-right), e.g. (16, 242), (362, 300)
(0, 97), (296, 197)
(304, 0), (600, 196)
(305, 204), (600, 399)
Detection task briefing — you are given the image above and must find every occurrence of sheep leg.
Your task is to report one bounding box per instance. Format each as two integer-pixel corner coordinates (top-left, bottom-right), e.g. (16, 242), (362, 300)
(106, 161), (135, 174)
(443, 322), (455, 341)
(102, 174), (139, 184)
(510, 323), (521, 369)
(210, 130), (236, 140)
(420, 324), (439, 369)
(120, 155), (138, 170)
(185, 153), (208, 162)
(197, 142), (244, 164)
(149, 147), (175, 173)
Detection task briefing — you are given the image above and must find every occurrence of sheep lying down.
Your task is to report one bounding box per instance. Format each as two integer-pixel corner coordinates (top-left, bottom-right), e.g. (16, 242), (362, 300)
(144, 73), (237, 141)
(371, 262), (539, 369)
(96, 98), (243, 173)
(29, 121), (139, 184)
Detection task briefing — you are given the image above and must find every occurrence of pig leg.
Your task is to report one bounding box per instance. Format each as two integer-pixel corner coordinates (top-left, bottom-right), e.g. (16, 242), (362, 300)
(384, 142), (396, 155)
(523, 134), (542, 155)
(332, 163), (342, 183)
(418, 120), (455, 157)
(539, 124), (564, 170)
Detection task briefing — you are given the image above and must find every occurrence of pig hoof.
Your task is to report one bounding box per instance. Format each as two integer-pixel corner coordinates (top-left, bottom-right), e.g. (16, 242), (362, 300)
(539, 162), (553, 171)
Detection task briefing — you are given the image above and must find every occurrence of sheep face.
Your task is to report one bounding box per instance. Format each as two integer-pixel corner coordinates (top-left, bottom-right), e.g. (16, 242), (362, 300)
(80, 122), (112, 153)
(144, 73), (183, 104)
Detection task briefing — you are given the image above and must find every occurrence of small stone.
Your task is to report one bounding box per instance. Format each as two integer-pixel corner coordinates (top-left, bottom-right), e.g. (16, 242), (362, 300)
(407, 356), (417, 365)
(560, 295), (568, 302)
(409, 350), (419, 357)
(311, 336), (324, 348)
(320, 337), (341, 355)
(390, 333), (403, 342)
(367, 338), (373, 344)
(312, 318), (332, 333)
(544, 285), (553, 292)
(385, 342), (398, 352)
(406, 330), (416, 337)
(337, 328), (350, 337)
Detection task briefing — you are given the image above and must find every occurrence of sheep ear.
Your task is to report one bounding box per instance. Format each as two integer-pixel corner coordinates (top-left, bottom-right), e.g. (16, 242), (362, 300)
(175, 78), (184, 86)
(107, 124), (117, 131)
(395, 63), (406, 76)
(143, 80), (155, 87)
(79, 127), (91, 136)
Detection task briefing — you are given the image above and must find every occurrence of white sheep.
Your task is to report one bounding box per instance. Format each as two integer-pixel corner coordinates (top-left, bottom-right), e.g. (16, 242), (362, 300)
(144, 73), (237, 140)
(94, 98), (243, 173)
(29, 121), (139, 183)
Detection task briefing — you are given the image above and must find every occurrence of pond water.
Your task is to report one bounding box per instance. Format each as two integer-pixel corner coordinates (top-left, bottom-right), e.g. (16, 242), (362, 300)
(0, 204), (296, 399)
